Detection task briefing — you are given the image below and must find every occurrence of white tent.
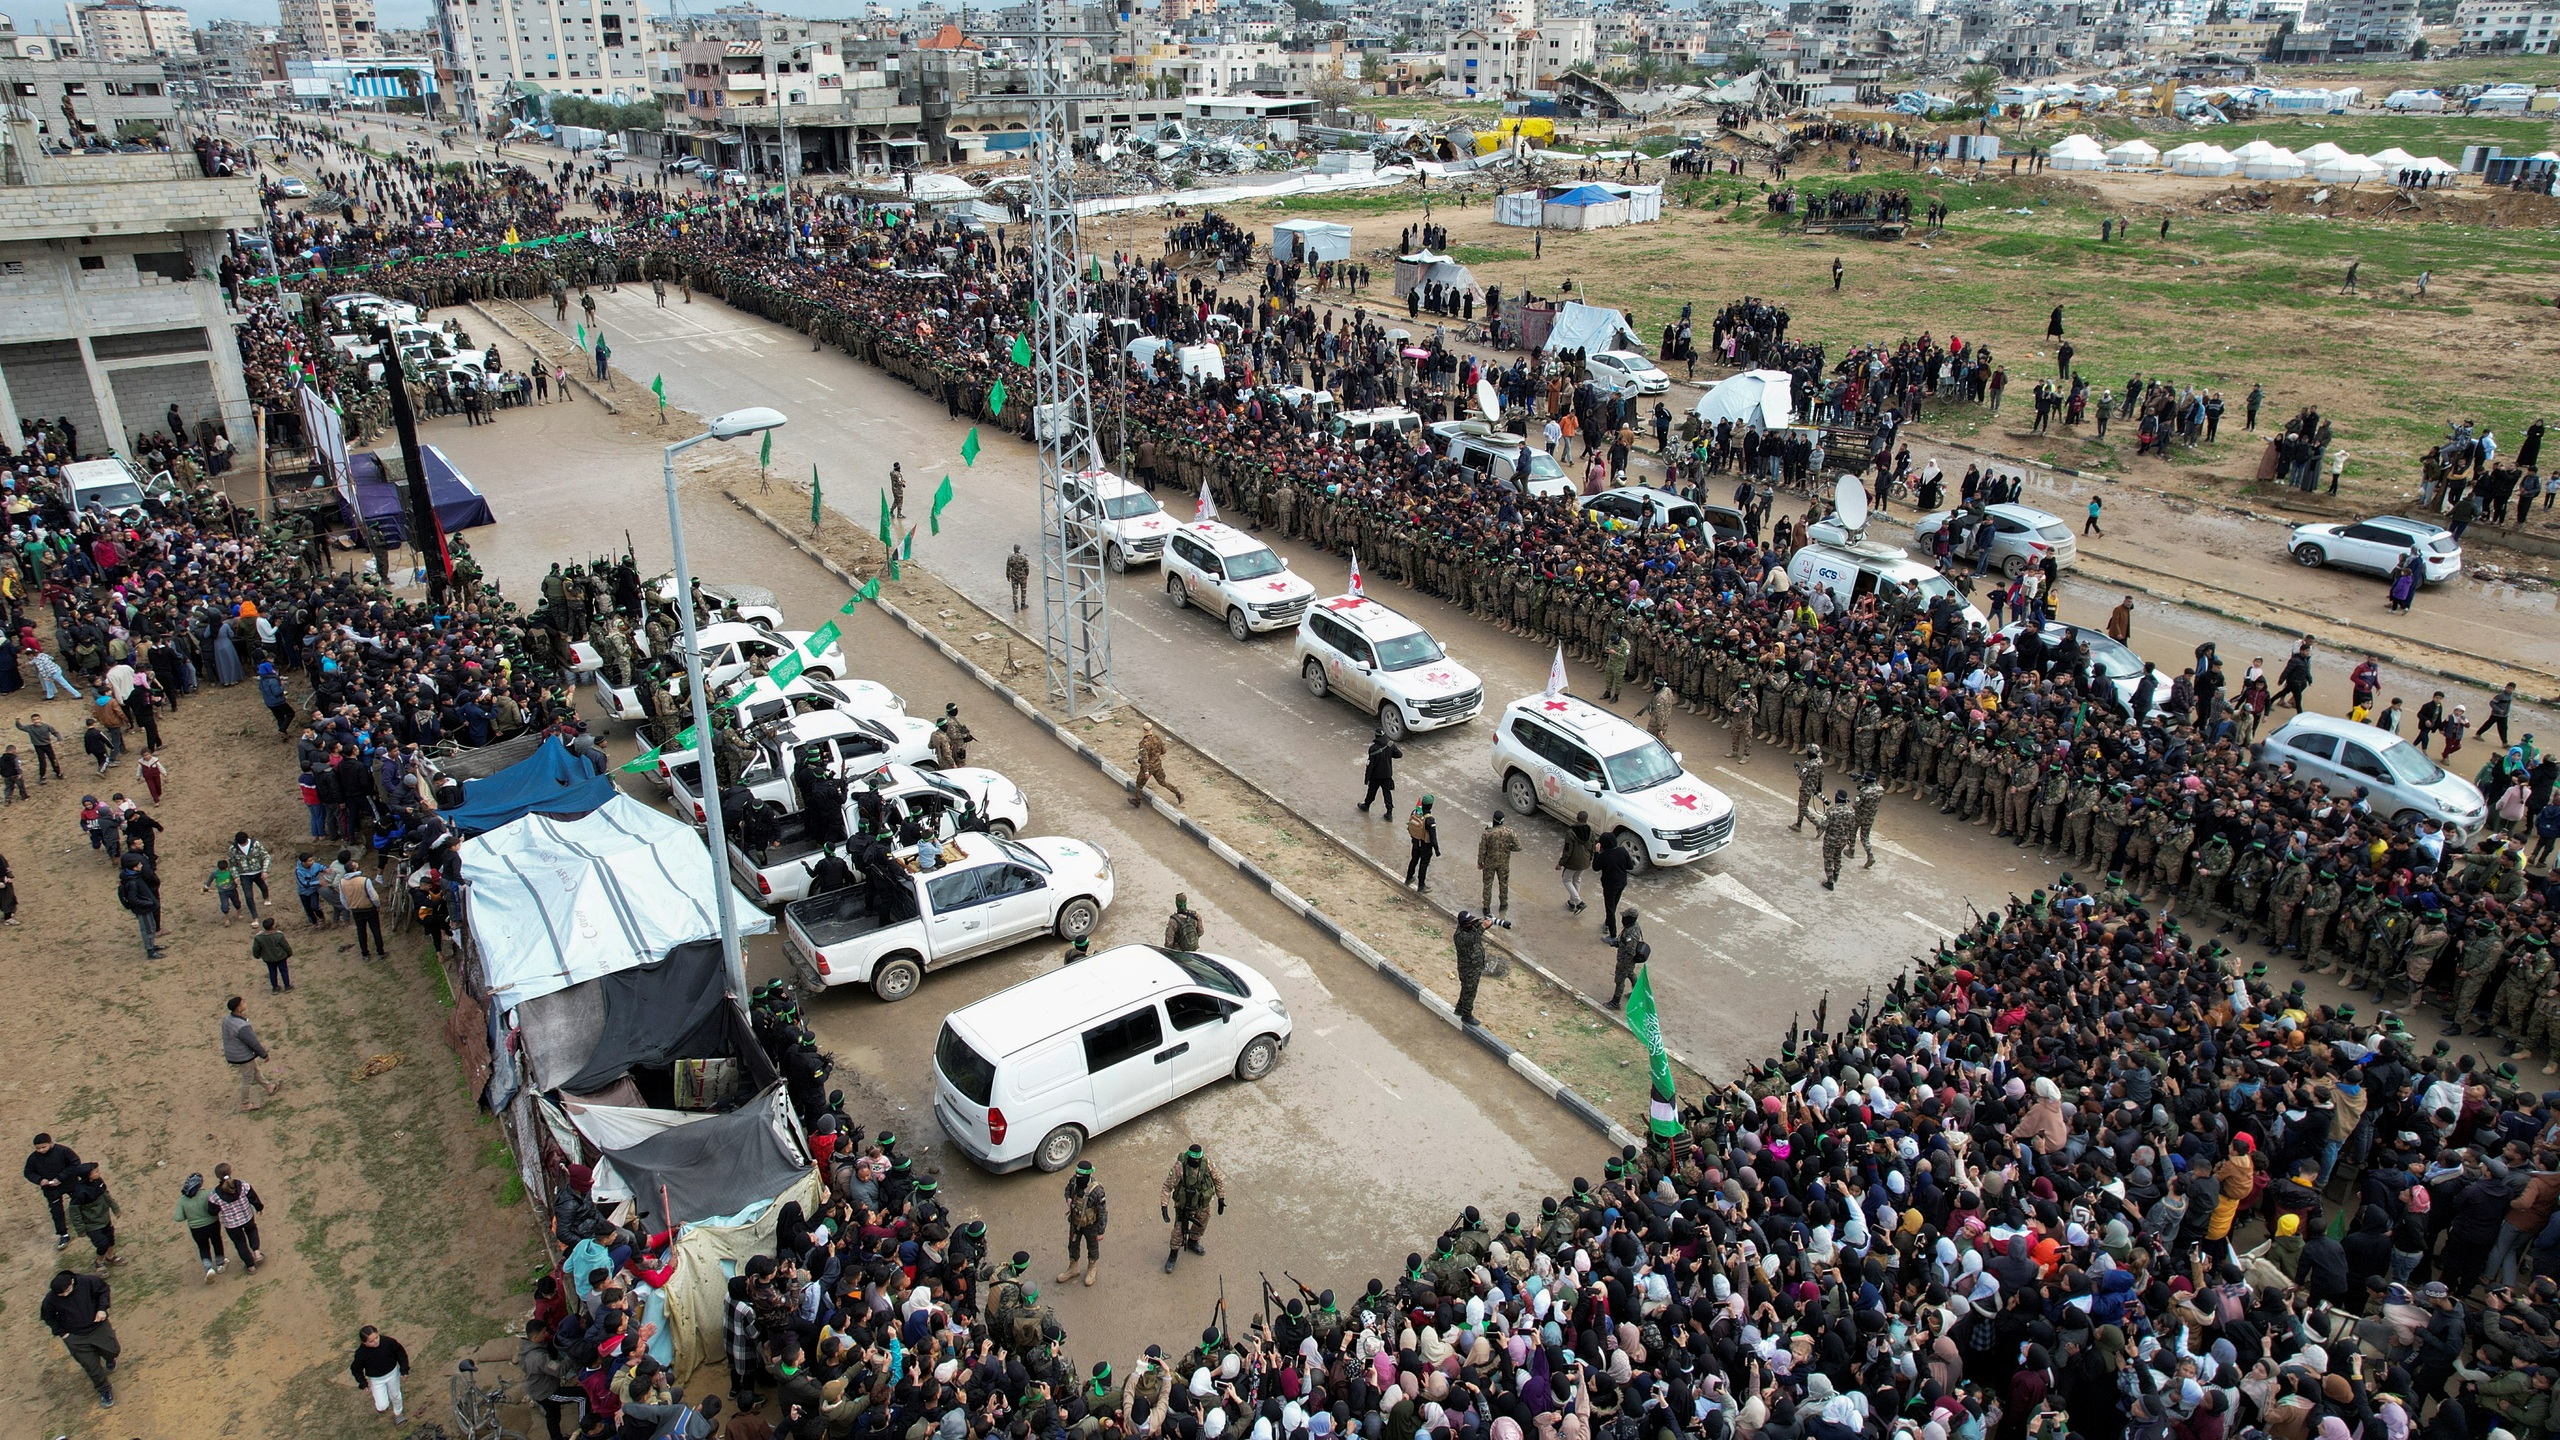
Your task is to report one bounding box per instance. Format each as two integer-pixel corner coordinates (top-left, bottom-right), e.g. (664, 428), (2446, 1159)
(461, 794), (773, 1010)
(1540, 300), (1641, 356)
(1391, 250), (1481, 301)
(2296, 141), (2352, 165)
(2368, 147), (2420, 170)
(1493, 191), (1545, 227)
(2047, 134), (2108, 171)
(2410, 155), (2460, 180)
(1691, 370), (1796, 433)
(2104, 138), (2159, 168)
(2312, 153), (2385, 184)
(2235, 142), (2305, 180)
(2169, 144), (2238, 176)
(1271, 218), (1353, 262)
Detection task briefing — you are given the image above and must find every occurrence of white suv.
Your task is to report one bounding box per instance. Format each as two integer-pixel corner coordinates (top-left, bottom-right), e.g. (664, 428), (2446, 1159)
(1164, 520), (1315, 639)
(1293, 595), (1484, 740)
(1060, 468), (1173, 572)
(1491, 692), (1735, 869)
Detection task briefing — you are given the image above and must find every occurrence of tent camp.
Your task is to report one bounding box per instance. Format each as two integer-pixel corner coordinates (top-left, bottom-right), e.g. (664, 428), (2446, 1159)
(1391, 250), (1481, 302)
(1692, 371), (1795, 433)
(1540, 300), (1641, 357)
(2167, 143), (2238, 176)
(2104, 138), (2160, 168)
(2312, 153), (2385, 184)
(1538, 182), (1664, 230)
(443, 736), (617, 837)
(2368, 147), (2420, 171)
(2233, 140), (2306, 180)
(2046, 135), (2108, 171)
(1270, 218), (1353, 262)
(2296, 141), (2353, 165)
(459, 793), (772, 1010)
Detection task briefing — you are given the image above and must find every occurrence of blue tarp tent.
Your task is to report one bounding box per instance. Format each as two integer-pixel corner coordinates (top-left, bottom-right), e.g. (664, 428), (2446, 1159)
(1544, 183), (1617, 205)
(348, 444), (498, 546)
(446, 736), (617, 836)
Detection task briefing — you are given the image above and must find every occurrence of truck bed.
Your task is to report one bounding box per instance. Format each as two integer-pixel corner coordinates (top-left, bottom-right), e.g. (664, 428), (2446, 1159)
(784, 885), (893, 947)
(745, 810), (828, 869)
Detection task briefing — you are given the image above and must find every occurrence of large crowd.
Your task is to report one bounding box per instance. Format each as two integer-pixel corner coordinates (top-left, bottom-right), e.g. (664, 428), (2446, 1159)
(20, 117), (2560, 1440)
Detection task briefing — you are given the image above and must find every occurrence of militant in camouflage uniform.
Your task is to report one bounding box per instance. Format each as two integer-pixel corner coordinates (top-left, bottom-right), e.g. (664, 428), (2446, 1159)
(1819, 790), (1858, 890)
(1160, 1144), (1225, 1271)
(1854, 775), (1885, 868)
(1791, 746), (1824, 831)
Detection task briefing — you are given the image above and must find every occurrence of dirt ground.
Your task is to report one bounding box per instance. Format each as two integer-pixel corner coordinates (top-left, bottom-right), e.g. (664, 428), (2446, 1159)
(1, 668), (536, 1434)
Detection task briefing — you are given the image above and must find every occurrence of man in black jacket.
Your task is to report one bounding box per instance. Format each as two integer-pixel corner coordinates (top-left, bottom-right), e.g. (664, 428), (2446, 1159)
(23, 1133), (81, 1247)
(1359, 732), (1402, 814)
(39, 1268), (118, 1406)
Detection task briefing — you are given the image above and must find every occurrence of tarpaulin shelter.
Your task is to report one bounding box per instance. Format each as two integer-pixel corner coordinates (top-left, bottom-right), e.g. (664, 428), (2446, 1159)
(1495, 181), (1662, 230)
(2046, 134), (2108, 171)
(459, 793), (771, 1011)
(1539, 300), (1641, 356)
(2105, 138), (2159, 168)
(2167, 142), (2238, 176)
(2232, 139), (2305, 180)
(1270, 218), (1353, 262)
(1691, 370), (1797, 433)
(2312, 153), (2385, 184)
(1391, 251), (1481, 302)
(443, 736), (617, 838)
(347, 444), (497, 547)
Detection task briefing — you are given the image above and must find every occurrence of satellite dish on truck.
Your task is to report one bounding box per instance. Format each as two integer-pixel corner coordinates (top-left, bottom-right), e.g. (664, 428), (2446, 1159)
(1834, 474), (1870, 538)
(1475, 378), (1501, 422)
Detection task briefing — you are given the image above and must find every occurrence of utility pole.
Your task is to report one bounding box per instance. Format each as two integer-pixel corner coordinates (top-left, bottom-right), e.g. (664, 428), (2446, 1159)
(373, 322), (448, 606)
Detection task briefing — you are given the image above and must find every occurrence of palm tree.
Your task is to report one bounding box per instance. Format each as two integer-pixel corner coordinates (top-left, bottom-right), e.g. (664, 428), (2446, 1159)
(1956, 65), (2001, 134)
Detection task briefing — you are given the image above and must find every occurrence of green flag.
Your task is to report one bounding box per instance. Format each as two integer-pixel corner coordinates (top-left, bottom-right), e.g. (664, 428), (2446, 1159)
(901, 526), (914, 561)
(960, 427), (981, 467)
(878, 489), (893, 548)
(887, 551), (900, 582)
(839, 577), (881, 613)
(986, 379), (1007, 418)
(1089, 255), (1101, 285)
(1011, 333), (1032, 367)
(1623, 965), (1682, 1139)
(769, 650), (807, 688)
(760, 430), (773, 470)
(577, 322), (588, 349)
(929, 474), (955, 535)
(619, 744), (664, 774)
(810, 463), (822, 526)
(652, 373), (666, 403)
(803, 619), (841, 654)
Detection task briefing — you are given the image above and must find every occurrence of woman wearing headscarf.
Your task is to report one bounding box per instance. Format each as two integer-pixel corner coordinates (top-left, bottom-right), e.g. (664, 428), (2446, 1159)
(2208, 1136), (2259, 1242)
(1997, 1344), (2053, 1440)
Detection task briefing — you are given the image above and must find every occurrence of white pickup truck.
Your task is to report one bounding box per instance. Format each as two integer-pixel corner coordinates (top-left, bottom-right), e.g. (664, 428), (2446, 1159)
(782, 831), (1115, 1002)
(592, 621), (846, 724)
(635, 673), (906, 793)
(665, 707), (941, 825)
(727, 763), (1030, 908)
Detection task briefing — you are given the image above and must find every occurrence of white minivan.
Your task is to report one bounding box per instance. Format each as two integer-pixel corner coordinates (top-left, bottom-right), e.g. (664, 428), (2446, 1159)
(933, 944), (1292, 1173)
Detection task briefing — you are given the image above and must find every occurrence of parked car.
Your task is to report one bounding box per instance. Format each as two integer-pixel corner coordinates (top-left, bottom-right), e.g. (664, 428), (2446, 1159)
(271, 176), (309, 198)
(1910, 503), (2079, 579)
(665, 707), (940, 825)
(1996, 621), (2162, 717)
(1490, 691), (1734, 869)
(781, 831), (1115, 1001)
(1163, 520), (1315, 639)
(1428, 421), (1573, 498)
(1585, 349), (1670, 396)
(627, 672), (906, 792)
(934, 944), (1290, 1172)
(728, 763), (1030, 908)
(592, 621), (842, 723)
(2256, 712), (2487, 839)
(2288, 515), (2462, 584)
(1581, 486), (1703, 533)
(1293, 594), (1483, 740)
(1786, 525), (1988, 634)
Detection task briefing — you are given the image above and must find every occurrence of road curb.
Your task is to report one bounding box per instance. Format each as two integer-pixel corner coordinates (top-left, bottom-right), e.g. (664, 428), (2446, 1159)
(723, 489), (1645, 1151)
(467, 299), (624, 414)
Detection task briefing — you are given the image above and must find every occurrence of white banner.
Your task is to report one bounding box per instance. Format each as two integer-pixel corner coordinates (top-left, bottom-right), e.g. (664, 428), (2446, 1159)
(298, 383), (354, 519)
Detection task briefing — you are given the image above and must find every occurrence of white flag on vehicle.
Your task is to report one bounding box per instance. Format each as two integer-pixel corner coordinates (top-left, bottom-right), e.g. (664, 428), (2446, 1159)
(1546, 645), (1567, 697)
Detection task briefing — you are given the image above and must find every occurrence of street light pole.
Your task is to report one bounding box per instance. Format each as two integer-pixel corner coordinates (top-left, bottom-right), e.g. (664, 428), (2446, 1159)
(660, 405), (789, 999)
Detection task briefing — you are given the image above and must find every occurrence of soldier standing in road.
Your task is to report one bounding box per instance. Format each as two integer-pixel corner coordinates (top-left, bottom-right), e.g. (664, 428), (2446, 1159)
(1359, 731), (1402, 814)
(1635, 683), (1673, 743)
(1130, 723), (1183, 807)
(1602, 633), (1631, 702)
(1006, 545), (1030, 612)
(1726, 678), (1754, 760)
(890, 462), (907, 521)
(1854, 773), (1885, 868)
(1477, 813), (1520, 916)
(1159, 1145), (1224, 1272)
(1791, 745), (1824, 831)
(1453, 910), (1497, 1024)
(1058, 1161), (1106, 1288)
(1606, 909), (1649, 1007)
(1404, 797), (1441, 892)
(1819, 789), (1857, 890)
(1164, 894), (1204, 951)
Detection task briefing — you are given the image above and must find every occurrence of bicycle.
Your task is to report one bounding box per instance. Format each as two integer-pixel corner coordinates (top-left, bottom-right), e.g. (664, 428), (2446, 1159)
(451, 1359), (528, 1440)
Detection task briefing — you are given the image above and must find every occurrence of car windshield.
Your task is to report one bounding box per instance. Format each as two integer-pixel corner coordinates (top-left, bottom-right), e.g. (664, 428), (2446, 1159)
(2084, 637), (2142, 678)
(2384, 742), (2448, 785)
(996, 836), (1050, 873)
(1225, 548), (1283, 580)
(1373, 630), (1446, 671)
(920, 770), (970, 803)
(2427, 536), (2461, 555)
(1101, 491), (1161, 520)
(77, 481), (146, 510)
(2035, 522), (2072, 541)
(1161, 946), (1249, 996)
(1604, 739), (1684, 794)
(1910, 573), (1961, 607)
(1524, 452), (1566, 481)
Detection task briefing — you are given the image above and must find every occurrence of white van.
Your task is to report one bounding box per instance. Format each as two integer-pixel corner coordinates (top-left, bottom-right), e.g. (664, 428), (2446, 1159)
(933, 944), (1292, 1173)
(1784, 523), (1988, 635)
(60, 457), (174, 519)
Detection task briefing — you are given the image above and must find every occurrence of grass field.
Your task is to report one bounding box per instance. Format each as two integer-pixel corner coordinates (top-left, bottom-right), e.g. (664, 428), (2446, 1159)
(2073, 111), (2559, 155)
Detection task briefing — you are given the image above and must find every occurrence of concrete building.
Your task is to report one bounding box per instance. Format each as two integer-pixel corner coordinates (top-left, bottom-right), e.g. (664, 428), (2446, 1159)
(71, 3), (193, 61)
(2, 56), (180, 144)
(1442, 16), (1593, 93)
(2316, 0), (2421, 52)
(2455, 0), (2560, 50)
(437, 0), (652, 121)
(285, 0), (381, 59)
(0, 96), (261, 459)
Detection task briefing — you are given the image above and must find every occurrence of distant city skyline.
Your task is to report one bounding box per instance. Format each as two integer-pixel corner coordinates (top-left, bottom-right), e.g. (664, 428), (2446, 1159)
(25, 0), (953, 37)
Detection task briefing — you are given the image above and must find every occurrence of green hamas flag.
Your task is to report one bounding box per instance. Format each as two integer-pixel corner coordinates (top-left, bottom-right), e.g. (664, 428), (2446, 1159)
(901, 527), (914, 561)
(878, 489), (893, 548)
(577, 322), (588, 349)
(839, 578), (881, 613)
(1011, 334), (1032, 367)
(619, 745), (663, 774)
(759, 430), (772, 469)
(987, 379), (1007, 418)
(1624, 965), (1682, 1139)
(652, 374), (666, 403)
(960, 427), (981, 467)
(804, 619), (841, 653)
(929, 474), (955, 535)
(810, 464), (822, 526)
(769, 650), (807, 688)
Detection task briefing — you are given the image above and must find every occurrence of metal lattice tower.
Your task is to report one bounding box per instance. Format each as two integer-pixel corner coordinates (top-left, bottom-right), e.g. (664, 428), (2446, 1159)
(1013, 0), (1119, 716)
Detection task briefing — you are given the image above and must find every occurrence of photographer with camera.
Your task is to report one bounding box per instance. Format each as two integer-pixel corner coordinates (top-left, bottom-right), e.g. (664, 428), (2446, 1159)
(1452, 910), (1509, 1025)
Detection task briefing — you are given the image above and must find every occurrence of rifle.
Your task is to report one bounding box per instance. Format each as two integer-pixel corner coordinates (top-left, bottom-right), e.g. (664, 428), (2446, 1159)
(1259, 1271), (1277, 1333)
(1282, 1270), (1321, 1305)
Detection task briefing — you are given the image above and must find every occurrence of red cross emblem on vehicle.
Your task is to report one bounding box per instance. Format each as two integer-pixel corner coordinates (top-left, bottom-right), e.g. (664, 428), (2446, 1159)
(1266, 581), (1292, 592)
(1541, 773), (1562, 797)
(1324, 596), (1365, 611)
(1543, 699), (1570, 712)
(1670, 792), (1699, 810)
(1425, 671), (1452, 685)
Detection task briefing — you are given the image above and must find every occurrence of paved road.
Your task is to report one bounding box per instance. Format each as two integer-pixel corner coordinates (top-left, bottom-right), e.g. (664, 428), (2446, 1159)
(425, 396), (1589, 1367)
